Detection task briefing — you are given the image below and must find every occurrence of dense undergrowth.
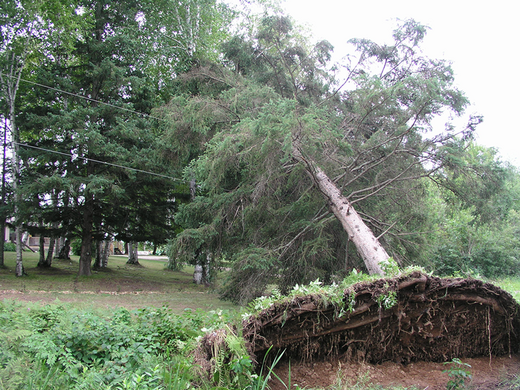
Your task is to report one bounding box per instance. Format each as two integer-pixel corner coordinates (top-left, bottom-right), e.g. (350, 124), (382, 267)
(0, 301), (242, 389)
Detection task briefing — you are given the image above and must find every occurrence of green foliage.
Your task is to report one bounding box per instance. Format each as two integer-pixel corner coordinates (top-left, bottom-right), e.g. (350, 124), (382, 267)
(427, 144), (520, 279)
(242, 269), (389, 322)
(3, 242), (15, 251)
(165, 15), (489, 302)
(430, 208), (520, 278)
(376, 289), (398, 310)
(380, 258), (400, 277)
(0, 300), (241, 389)
(443, 358), (472, 390)
(71, 240), (82, 257)
(205, 325), (257, 389)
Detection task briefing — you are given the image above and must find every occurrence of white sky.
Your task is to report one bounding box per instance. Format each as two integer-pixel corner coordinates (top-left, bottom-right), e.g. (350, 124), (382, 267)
(281, 0), (519, 165)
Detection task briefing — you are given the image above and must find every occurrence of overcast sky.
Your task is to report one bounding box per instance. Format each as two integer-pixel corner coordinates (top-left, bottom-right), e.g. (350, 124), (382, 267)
(281, 0), (519, 165)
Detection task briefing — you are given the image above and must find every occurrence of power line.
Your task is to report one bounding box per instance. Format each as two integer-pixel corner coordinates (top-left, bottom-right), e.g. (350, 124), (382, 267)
(0, 71), (167, 122)
(16, 142), (184, 181)
(1, 71), (183, 181)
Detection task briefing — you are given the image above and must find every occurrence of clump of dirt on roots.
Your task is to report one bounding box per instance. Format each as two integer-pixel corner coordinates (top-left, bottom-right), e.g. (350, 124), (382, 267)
(241, 272), (520, 366)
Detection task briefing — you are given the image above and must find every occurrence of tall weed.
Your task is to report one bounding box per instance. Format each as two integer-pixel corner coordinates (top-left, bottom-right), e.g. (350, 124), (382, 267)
(0, 301), (236, 389)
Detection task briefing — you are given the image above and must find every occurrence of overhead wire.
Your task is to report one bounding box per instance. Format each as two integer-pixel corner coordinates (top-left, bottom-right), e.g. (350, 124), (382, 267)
(1, 71), (185, 182)
(0, 71), (166, 122)
(15, 142), (182, 181)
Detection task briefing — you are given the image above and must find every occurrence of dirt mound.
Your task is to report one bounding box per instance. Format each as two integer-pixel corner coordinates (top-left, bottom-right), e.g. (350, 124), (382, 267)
(243, 272), (520, 366)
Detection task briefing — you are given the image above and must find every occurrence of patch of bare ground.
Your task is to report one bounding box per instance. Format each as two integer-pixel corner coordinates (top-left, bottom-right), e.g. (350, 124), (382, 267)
(269, 354), (520, 389)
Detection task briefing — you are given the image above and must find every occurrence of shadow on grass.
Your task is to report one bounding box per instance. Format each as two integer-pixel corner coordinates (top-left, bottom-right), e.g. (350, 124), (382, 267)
(0, 251), (237, 312)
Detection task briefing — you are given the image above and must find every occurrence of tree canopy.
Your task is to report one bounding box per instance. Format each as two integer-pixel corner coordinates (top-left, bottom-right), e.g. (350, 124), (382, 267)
(164, 15), (515, 303)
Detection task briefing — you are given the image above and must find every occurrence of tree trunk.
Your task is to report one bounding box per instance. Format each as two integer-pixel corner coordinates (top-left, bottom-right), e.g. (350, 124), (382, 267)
(15, 226), (24, 276)
(37, 230), (46, 267)
(0, 116), (7, 267)
(57, 238), (70, 260)
(293, 148), (387, 275)
(0, 219), (4, 267)
(102, 239), (110, 267)
(93, 239), (110, 268)
(45, 236), (55, 266)
(127, 241), (139, 265)
(2, 49), (25, 276)
(55, 237), (64, 257)
(78, 192), (94, 276)
(10, 92), (24, 276)
(193, 249), (211, 285)
(93, 240), (102, 268)
(190, 175), (212, 284)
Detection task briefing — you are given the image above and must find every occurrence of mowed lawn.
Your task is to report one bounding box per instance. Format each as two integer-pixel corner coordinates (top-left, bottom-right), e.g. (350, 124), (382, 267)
(0, 251), (237, 312)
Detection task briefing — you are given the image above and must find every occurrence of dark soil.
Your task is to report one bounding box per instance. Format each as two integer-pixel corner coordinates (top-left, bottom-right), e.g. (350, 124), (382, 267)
(243, 272), (520, 365)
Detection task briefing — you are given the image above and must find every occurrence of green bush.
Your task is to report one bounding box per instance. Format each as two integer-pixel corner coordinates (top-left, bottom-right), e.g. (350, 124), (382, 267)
(71, 240), (82, 256)
(432, 244), (520, 279)
(0, 301), (248, 389)
(3, 241), (16, 251)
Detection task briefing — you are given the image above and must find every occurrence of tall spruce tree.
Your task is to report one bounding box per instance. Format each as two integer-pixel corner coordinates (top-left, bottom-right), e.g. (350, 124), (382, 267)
(13, 0), (231, 275)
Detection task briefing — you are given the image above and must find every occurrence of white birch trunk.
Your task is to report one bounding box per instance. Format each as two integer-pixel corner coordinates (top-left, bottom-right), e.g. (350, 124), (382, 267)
(127, 241), (139, 264)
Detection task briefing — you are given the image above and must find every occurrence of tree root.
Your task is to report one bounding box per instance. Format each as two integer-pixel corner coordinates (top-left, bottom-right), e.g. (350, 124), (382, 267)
(243, 272), (520, 365)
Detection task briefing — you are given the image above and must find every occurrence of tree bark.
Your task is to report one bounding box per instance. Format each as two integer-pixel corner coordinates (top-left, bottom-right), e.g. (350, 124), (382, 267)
(0, 219), (4, 267)
(45, 236), (55, 266)
(93, 240), (102, 268)
(0, 116), (7, 267)
(293, 147), (387, 275)
(37, 229), (46, 267)
(126, 241), (139, 265)
(102, 239), (110, 267)
(57, 238), (70, 260)
(78, 191), (94, 276)
(10, 89), (24, 276)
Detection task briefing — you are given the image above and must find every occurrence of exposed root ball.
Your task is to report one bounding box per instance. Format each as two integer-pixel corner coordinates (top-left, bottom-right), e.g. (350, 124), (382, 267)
(243, 272), (520, 365)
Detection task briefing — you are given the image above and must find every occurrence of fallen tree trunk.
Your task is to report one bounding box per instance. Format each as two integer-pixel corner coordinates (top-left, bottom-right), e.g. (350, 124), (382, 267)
(242, 272), (520, 365)
(293, 147), (388, 275)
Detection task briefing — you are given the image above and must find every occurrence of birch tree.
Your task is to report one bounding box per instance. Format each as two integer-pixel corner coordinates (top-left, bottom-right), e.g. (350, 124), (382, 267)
(0, 0), (80, 275)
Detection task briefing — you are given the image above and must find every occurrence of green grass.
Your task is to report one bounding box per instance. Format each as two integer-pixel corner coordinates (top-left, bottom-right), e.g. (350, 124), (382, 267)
(0, 251), (236, 313)
(494, 277), (520, 303)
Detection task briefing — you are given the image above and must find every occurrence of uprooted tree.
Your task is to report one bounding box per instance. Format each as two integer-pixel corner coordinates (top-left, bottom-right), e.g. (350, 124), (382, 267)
(194, 272), (520, 382)
(165, 17), (479, 303)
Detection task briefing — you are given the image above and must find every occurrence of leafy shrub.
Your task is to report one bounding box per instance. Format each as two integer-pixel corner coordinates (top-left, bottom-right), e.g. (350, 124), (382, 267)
(3, 241), (16, 251)
(432, 244), (520, 279)
(71, 240), (82, 256)
(0, 300), (253, 389)
(443, 358), (472, 390)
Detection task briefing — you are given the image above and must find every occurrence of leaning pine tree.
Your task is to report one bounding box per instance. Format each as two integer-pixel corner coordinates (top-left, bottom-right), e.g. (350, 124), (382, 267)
(165, 17), (476, 303)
